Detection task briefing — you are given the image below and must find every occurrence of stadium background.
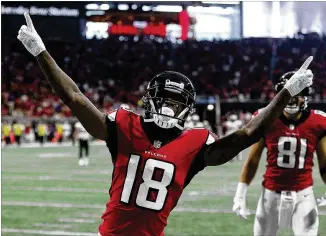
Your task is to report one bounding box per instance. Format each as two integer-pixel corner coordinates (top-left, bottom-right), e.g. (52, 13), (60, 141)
(1, 1), (326, 235)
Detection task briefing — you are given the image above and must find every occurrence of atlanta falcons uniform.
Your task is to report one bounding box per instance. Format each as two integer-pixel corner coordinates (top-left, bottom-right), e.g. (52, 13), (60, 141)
(253, 109), (326, 236)
(98, 108), (216, 236)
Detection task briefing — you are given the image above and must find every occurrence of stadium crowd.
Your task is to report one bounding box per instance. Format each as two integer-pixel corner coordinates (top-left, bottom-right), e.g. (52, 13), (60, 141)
(2, 32), (326, 119)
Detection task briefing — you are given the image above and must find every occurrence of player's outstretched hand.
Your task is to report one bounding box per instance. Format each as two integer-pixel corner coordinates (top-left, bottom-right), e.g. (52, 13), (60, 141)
(317, 193), (326, 207)
(17, 12), (46, 57)
(284, 56), (313, 97)
(232, 182), (250, 219)
(232, 196), (250, 219)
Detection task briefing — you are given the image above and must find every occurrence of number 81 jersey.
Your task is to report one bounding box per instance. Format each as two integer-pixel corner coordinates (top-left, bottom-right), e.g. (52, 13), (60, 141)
(260, 109), (326, 191)
(99, 108), (215, 236)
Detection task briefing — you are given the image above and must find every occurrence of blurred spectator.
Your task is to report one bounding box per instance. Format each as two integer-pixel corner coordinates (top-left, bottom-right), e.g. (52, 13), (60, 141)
(12, 120), (23, 146)
(2, 120), (12, 145)
(36, 121), (47, 145)
(1, 33), (325, 119)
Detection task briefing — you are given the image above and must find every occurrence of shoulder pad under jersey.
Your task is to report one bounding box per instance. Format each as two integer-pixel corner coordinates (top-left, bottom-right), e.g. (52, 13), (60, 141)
(107, 109), (118, 121)
(313, 110), (326, 118)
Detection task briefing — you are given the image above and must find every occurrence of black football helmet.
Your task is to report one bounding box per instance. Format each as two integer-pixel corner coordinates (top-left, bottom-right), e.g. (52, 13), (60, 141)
(275, 71), (310, 114)
(142, 71), (196, 130)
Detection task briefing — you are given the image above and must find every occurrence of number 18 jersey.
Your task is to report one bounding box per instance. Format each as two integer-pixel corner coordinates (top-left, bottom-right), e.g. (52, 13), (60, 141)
(260, 109), (326, 191)
(98, 108), (215, 236)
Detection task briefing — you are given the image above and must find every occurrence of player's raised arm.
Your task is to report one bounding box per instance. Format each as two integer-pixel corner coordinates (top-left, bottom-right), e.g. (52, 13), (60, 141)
(204, 56), (314, 166)
(17, 13), (108, 140)
(317, 136), (326, 185)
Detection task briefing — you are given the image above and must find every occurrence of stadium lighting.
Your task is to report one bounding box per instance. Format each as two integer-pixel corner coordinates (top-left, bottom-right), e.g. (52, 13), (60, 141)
(202, 1), (239, 4)
(86, 10), (105, 16)
(85, 3), (99, 10)
(207, 104), (214, 111)
(100, 4), (110, 10)
(142, 5), (151, 12)
(187, 6), (235, 14)
(118, 4), (129, 11)
(131, 4), (138, 10)
(153, 5), (183, 13)
(133, 21), (148, 29)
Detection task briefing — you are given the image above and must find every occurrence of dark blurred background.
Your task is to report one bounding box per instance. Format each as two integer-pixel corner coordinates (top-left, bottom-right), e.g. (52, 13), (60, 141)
(2, 1), (326, 144)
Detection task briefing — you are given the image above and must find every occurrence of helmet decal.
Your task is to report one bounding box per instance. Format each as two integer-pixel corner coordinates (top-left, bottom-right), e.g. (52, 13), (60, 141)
(142, 71), (196, 130)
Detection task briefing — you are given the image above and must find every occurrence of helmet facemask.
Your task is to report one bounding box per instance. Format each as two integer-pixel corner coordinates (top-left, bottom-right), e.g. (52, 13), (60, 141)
(143, 79), (195, 130)
(275, 71), (310, 116)
(284, 96), (306, 115)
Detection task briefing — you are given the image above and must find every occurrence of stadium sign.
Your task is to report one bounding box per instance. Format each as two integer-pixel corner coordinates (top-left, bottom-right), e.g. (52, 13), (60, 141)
(1, 5), (79, 17)
(109, 23), (166, 37)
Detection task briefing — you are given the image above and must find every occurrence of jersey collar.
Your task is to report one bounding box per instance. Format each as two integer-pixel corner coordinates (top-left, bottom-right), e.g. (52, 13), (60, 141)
(140, 116), (183, 149)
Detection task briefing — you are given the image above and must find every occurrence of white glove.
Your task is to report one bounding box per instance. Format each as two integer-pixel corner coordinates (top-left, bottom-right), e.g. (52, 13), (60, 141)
(17, 12), (46, 57)
(317, 193), (326, 207)
(284, 56), (314, 97)
(232, 182), (250, 219)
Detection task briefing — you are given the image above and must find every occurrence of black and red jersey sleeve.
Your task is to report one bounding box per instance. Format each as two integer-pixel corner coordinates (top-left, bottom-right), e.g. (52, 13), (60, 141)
(105, 109), (119, 164)
(312, 110), (326, 141)
(105, 108), (141, 163)
(183, 130), (218, 187)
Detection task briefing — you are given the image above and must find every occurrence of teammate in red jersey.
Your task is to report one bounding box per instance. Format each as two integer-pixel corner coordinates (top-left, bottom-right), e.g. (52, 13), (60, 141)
(232, 71), (326, 236)
(18, 13), (314, 236)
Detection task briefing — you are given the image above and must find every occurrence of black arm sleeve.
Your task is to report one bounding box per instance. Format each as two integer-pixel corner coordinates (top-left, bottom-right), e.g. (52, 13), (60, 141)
(183, 141), (210, 187)
(105, 115), (118, 164)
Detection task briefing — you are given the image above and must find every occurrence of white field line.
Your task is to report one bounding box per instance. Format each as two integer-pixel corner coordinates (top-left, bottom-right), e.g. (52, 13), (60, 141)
(6, 186), (107, 193)
(1, 228), (98, 236)
(71, 170), (111, 175)
(57, 218), (97, 223)
(3, 201), (326, 216)
(4, 186), (261, 197)
(3, 141), (106, 149)
(2, 169), (113, 176)
(2, 201), (104, 209)
(78, 213), (99, 218)
(5, 184), (313, 199)
(33, 223), (72, 228)
(37, 152), (75, 158)
(2, 176), (109, 182)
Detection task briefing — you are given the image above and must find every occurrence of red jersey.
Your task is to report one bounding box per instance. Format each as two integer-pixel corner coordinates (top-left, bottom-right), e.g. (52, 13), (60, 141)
(99, 108), (216, 236)
(255, 109), (326, 191)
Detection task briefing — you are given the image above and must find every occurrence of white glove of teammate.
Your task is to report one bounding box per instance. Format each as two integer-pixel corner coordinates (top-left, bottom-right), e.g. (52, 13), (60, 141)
(17, 12), (46, 57)
(232, 182), (250, 219)
(284, 56), (314, 97)
(317, 193), (326, 207)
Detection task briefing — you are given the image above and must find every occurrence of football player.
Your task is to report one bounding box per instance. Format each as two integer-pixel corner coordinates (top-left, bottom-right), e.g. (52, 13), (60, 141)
(223, 113), (244, 161)
(18, 13), (314, 236)
(224, 113), (243, 136)
(74, 121), (91, 166)
(232, 71), (326, 236)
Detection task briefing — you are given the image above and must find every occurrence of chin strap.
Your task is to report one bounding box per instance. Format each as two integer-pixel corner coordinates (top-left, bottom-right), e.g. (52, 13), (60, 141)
(143, 116), (184, 130)
(145, 98), (187, 130)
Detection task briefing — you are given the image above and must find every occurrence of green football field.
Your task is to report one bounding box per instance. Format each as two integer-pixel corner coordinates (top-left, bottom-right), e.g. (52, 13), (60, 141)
(2, 143), (326, 236)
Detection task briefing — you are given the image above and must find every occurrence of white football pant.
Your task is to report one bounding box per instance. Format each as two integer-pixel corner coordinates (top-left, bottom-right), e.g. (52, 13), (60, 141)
(254, 186), (319, 236)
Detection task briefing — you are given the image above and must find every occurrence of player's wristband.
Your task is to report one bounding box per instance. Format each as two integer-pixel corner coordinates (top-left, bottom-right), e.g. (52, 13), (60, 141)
(235, 182), (248, 198)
